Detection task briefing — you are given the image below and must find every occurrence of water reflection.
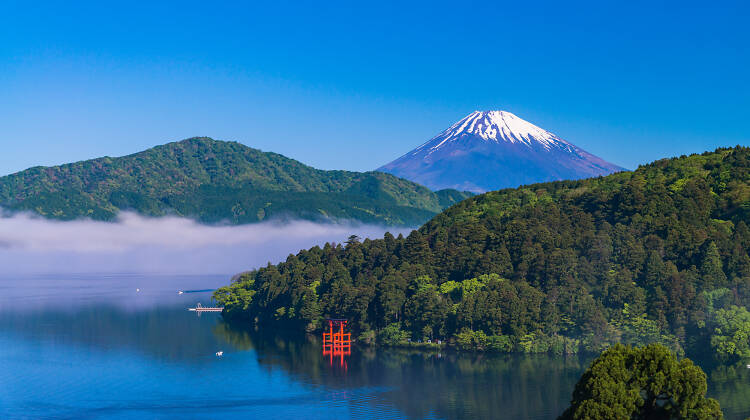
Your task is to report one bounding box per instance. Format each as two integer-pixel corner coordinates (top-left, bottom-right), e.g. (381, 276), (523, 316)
(0, 304), (224, 362)
(705, 362), (750, 419)
(1, 274), (749, 419)
(213, 324), (588, 419)
(322, 319), (352, 370)
(213, 323), (750, 420)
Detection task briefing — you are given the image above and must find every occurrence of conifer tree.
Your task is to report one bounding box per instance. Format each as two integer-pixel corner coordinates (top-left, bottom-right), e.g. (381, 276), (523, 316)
(559, 344), (722, 420)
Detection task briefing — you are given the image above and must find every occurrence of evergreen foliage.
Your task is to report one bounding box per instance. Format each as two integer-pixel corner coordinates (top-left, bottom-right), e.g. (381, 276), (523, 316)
(559, 344), (722, 420)
(0, 137), (472, 226)
(710, 305), (750, 361)
(215, 146), (750, 355)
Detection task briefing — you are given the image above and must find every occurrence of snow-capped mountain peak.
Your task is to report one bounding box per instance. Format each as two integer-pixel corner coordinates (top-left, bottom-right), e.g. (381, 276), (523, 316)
(420, 110), (570, 154)
(378, 110), (624, 193)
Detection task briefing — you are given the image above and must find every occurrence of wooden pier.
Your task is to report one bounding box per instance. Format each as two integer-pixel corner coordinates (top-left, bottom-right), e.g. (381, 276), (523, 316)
(188, 303), (224, 312)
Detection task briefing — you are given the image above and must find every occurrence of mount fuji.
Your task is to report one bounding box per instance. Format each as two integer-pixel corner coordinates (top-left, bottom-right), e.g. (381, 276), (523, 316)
(377, 111), (625, 193)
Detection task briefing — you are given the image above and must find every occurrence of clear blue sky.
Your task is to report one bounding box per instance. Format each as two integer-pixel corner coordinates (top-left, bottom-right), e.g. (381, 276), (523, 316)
(1, 0), (748, 176)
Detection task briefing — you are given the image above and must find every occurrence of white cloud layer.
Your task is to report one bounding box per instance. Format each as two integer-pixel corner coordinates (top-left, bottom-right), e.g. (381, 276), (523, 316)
(0, 212), (411, 274)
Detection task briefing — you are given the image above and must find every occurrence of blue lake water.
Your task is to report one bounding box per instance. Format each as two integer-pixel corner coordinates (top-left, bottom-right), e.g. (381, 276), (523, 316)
(1, 274), (749, 419)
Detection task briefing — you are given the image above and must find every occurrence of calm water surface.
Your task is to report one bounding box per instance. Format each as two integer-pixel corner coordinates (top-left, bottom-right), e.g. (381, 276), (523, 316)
(1, 274), (749, 419)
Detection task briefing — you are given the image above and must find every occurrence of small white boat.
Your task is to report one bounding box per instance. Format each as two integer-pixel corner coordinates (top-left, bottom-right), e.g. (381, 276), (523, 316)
(216, 351), (224, 357)
(178, 291), (184, 294)
(136, 288), (140, 292)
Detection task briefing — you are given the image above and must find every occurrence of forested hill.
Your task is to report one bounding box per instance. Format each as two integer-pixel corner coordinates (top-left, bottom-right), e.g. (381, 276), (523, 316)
(0, 137), (472, 226)
(215, 146), (750, 357)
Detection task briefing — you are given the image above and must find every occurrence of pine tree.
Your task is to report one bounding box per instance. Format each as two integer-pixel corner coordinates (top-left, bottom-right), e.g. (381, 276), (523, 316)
(701, 241), (727, 289)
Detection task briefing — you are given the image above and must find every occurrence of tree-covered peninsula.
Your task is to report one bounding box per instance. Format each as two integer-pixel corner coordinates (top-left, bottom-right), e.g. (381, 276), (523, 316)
(215, 146), (750, 356)
(0, 137), (471, 226)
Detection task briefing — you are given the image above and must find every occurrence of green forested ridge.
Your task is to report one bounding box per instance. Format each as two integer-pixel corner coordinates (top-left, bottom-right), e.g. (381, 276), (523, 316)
(215, 146), (750, 357)
(0, 137), (471, 226)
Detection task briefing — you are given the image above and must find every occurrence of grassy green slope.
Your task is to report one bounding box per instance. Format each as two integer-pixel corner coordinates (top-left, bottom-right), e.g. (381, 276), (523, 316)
(0, 137), (472, 225)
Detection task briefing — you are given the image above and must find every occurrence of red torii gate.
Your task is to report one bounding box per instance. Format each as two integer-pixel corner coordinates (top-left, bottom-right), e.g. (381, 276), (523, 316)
(322, 318), (351, 368)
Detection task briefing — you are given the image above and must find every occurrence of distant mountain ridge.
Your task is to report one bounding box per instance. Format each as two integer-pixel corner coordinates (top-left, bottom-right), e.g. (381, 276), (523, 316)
(0, 137), (472, 226)
(378, 110), (625, 192)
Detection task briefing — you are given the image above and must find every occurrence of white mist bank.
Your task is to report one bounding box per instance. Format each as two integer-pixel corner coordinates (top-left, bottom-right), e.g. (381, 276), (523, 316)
(0, 212), (412, 275)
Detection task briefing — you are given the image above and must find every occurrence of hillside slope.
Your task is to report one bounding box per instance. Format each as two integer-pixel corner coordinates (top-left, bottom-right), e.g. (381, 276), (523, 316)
(216, 146), (750, 355)
(0, 137), (472, 226)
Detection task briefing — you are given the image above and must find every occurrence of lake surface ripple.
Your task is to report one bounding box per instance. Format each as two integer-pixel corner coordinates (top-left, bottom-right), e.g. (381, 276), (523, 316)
(1, 274), (748, 419)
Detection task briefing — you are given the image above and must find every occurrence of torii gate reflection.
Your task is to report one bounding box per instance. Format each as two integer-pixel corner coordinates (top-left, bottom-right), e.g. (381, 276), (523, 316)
(322, 318), (351, 369)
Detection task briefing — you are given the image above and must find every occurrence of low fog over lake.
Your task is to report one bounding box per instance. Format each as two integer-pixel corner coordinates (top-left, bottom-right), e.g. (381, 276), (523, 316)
(0, 212), (410, 274)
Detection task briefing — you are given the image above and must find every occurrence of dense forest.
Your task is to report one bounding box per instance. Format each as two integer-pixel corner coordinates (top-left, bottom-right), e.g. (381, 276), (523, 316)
(0, 137), (471, 226)
(215, 146), (750, 358)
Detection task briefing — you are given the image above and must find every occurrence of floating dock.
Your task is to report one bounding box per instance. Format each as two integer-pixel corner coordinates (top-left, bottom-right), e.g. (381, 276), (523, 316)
(188, 303), (224, 312)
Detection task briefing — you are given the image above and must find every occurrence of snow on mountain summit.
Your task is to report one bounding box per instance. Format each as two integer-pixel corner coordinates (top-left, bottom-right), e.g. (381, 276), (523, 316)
(417, 110), (571, 155)
(378, 110), (625, 193)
